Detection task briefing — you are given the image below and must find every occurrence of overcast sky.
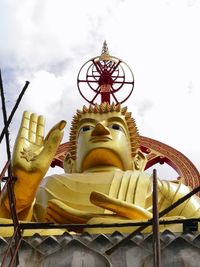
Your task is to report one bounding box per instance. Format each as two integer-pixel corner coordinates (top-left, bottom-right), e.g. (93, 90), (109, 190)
(0, 0), (199, 179)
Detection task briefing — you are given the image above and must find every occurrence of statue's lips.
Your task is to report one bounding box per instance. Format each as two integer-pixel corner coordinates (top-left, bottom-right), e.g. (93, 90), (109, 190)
(89, 136), (112, 143)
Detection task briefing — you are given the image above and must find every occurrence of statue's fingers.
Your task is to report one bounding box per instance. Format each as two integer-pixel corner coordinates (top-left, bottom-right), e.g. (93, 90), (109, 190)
(29, 113), (38, 143)
(19, 111), (30, 139)
(46, 199), (91, 223)
(45, 213), (62, 224)
(90, 191), (152, 220)
(36, 115), (45, 145)
(45, 207), (68, 224)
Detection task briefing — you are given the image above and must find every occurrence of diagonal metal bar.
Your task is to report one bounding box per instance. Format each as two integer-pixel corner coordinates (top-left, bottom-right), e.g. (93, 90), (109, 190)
(0, 80), (29, 144)
(105, 184), (200, 255)
(0, 71), (19, 225)
(8, 236), (23, 267)
(0, 160), (10, 194)
(0, 225), (20, 267)
(0, 70), (21, 266)
(0, 160), (10, 181)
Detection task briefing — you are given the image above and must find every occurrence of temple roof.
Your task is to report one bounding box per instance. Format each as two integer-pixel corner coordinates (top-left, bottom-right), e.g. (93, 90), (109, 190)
(1, 230), (200, 266)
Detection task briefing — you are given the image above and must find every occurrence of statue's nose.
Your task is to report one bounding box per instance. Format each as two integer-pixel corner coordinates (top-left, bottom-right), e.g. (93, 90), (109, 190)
(91, 123), (110, 136)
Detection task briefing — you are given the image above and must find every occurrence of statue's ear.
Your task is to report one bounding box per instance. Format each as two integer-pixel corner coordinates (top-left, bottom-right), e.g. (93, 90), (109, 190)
(133, 150), (147, 171)
(63, 153), (75, 173)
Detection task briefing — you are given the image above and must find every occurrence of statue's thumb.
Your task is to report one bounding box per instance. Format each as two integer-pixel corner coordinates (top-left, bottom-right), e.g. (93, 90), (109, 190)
(40, 120), (66, 162)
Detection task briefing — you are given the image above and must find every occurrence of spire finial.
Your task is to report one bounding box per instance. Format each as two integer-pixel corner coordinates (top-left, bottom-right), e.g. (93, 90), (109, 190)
(101, 40), (109, 55)
(99, 40), (111, 61)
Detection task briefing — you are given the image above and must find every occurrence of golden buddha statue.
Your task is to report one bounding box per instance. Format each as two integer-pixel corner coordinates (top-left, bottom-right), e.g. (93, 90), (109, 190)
(0, 102), (200, 235)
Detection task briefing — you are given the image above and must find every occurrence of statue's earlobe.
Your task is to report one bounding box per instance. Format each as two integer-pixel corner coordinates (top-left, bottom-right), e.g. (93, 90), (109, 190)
(133, 150), (147, 171)
(63, 153), (75, 173)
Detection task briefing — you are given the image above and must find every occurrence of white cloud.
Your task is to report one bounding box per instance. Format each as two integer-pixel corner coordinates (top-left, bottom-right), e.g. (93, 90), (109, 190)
(0, 0), (199, 179)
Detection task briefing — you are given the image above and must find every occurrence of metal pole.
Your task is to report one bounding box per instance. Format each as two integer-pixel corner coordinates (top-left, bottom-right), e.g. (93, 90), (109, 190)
(0, 160), (10, 194)
(0, 80), (29, 143)
(106, 184), (200, 255)
(0, 71), (19, 224)
(152, 169), (161, 267)
(0, 70), (21, 266)
(8, 237), (23, 267)
(0, 225), (20, 267)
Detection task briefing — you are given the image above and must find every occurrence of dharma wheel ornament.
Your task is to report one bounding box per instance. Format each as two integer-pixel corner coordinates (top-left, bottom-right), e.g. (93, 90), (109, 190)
(77, 41), (134, 105)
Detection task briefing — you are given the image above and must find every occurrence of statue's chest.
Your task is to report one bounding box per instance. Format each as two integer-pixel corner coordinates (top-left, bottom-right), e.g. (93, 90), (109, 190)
(37, 171), (150, 213)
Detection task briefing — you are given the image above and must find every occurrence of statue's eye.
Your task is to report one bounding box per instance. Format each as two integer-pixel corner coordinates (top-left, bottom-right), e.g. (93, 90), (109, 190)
(109, 124), (123, 131)
(80, 125), (93, 132)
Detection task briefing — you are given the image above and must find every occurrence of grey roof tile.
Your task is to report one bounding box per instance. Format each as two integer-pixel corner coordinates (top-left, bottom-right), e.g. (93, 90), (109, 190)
(140, 234), (165, 252)
(1, 231), (200, 266)
(108, 240), (151, 267)
(40, 239), (111, 267)
(58, 232), (73, 247)
(0, 236), (8, 254)
(89, 234), (113, 252)
(36, 236), (61, 255)
(193, 233), (200, 248)
(160, 229), (176, 245)
(28, 233), (44, 247)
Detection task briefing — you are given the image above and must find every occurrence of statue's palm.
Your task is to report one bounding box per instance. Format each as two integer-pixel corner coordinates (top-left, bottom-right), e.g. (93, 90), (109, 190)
(2, 111), (66, 214)
(12, 111), (66, 183)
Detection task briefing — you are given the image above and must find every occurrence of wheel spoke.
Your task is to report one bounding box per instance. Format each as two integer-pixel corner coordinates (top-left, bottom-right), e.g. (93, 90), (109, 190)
(78, 80), (99, 83)
(110, 60), (121, 75)
(113, 81), (133, 84)
(110, 90), (119, 104)
(92, 59), (103, 75)
(91, 87), (101, 103)
(87, 75), (101, 78)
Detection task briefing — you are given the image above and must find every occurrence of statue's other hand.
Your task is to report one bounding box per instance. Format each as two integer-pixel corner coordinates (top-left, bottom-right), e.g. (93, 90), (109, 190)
(12, 111), (66, 182)
(45, 199), (94, 224)
(90, 191), (152, 220)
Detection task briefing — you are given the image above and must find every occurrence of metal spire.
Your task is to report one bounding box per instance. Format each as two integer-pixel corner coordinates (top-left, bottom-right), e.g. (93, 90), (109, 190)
(99, 40), (111, 61)
(102, 40), (109, 55)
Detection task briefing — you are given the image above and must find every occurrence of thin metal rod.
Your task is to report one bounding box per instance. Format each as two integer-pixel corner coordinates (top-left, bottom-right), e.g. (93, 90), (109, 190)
(0, 160), (10, 181)
(8, 237), (23, 267)
(0, 70), (12, 161)
(0, 160), (10, 194)
(0, 81), (29, 143)
(152, 169), (161, 267)
(105, 184), (200, 255)
(0, 217), (200, 230)
(0, 70), (20, 266)
(0, 80), (29, 144)
(0, 225), (19, 267)
(0, 71), (19, 226)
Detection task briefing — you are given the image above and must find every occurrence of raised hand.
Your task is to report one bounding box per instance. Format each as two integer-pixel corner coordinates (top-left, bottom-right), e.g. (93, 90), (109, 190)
(7, 111), (66, 214)
(12, 111), (66, 177)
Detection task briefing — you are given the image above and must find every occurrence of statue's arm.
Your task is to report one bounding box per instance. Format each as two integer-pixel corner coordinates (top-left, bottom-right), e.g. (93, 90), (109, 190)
(89, 179), (200, 220)
(0, 112), (66, 221)
(158, 180), (200, 218)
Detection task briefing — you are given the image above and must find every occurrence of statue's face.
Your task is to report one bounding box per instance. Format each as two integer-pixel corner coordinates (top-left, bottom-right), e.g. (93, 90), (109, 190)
(75, 112), (133, 172)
